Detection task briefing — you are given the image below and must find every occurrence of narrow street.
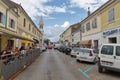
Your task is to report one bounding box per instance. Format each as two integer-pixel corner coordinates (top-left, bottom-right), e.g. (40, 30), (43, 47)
(14, 49), (84, 80)
(14, 49), (120, 80)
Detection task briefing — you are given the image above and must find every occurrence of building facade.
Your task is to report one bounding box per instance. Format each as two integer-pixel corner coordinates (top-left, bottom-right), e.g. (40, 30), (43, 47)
(0, 0), (42, 52)
(71, 23), (81, 46)
(60, 0), (120, 49)
(100, 0), (120, 44)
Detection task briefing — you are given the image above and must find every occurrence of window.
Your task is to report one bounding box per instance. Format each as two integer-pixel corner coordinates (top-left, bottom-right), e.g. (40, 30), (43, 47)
(7, 40), (14, 50)
(92, 18), (97, 28)
(23, 18), (26, 27)
(109, 37), (117, 43)
(32, 27), (34, 33)
(9, 18), (15, 29)
(82, 25), (85, 33)
(72, 39), (74, 42)
(116, 46), (120, 56)
(0, 12), (6, 25)
(0, 12), (3, 23)
(101, 45), (113, 55)
(29, 24), (31, 31)
(86, 22), (90, 31)
(108, 8), (114, 22)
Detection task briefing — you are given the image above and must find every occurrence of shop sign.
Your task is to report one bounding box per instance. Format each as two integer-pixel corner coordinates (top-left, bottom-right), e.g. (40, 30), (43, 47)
(103, 28), (120, 36)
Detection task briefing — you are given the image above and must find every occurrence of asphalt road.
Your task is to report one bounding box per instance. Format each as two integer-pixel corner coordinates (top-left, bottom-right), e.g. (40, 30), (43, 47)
(14, 49), (120, 80)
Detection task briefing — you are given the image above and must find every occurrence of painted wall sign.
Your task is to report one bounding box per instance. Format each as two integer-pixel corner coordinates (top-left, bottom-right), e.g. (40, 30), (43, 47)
(103, 28), (120, 36)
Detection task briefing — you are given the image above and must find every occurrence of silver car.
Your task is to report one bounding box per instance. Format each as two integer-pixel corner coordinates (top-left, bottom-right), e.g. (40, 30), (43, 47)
(70, 48), (82, 57)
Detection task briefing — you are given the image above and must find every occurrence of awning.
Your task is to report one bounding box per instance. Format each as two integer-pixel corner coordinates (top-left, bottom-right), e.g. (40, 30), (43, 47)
(33, 38), (39, 43)
(0, 28), (34, 42)
(80, 40), (91, 45)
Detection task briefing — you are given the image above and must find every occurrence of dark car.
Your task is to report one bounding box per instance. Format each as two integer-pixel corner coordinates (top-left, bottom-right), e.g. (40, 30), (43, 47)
(59, 45), (65, 52)
(64, 46), (73, 55)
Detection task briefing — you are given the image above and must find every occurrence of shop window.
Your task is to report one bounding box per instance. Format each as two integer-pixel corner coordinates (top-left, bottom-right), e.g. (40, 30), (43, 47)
(109, 37), (116, 43)
(86, 22), (90, 31)
(108, 8), (114, 22)
(7, 40), (14, 50)
(9, 18), (15, 29)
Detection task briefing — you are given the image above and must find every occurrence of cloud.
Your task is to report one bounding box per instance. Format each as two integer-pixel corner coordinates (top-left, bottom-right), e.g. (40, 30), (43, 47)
(69, 0), (108, 12)
(11, 0), (68, 20)
(44, 21), (70, 42)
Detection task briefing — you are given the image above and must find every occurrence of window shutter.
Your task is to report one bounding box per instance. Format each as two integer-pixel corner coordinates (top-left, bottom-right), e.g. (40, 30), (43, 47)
(2, 14), (6, 25)
(13, 20), (15, 29)
(9, 18), (11, 28)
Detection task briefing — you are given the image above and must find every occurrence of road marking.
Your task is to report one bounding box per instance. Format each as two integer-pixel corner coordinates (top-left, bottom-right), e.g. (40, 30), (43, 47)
(78, 63), (97, 78)
(84, 63), (97, 73)
(70, 61), (74, 65)
(78, 68), (90, 78)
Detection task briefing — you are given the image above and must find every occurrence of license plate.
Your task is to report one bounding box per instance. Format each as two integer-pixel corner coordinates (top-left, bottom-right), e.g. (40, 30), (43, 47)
(102, 62), (113, 66)
(80, 57), (86, 59)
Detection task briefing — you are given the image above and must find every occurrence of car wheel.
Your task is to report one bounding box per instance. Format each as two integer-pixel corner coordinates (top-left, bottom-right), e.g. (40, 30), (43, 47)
(76, 59), (80, 62)
(98, 66), (103, 73)
(93, 58), (97, 64)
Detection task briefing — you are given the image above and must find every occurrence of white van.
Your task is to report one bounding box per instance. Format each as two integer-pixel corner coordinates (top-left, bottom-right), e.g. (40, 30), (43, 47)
(98, 44), (120, 73)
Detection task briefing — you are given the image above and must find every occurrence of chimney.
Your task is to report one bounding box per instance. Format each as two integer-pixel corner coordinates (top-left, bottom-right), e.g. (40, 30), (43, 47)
(88, 7), (90, 16)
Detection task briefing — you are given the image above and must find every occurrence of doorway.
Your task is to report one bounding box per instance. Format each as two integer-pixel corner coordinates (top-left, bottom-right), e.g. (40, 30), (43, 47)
(94, 40), (98, 49)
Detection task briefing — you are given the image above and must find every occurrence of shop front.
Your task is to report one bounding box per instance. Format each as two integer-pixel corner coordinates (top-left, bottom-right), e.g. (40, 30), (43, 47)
(82, 32), (101, 49)
(102, 27), (120, 44)
(0, 29), (34, 52)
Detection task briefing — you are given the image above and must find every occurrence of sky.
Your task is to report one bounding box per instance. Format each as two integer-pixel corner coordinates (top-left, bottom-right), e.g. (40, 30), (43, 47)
(12, 0), (108, 42)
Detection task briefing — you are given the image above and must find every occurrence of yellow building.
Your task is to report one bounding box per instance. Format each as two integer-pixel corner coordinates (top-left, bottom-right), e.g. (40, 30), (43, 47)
(79, 0), (120, 49)
(17, 4), (40, 48)
(0, 0), (42, 52)
(0, 0), (20, 51)
(100, 0), (120, 44)
(62, 26), (72, 46)
(80, 8), (101, 48)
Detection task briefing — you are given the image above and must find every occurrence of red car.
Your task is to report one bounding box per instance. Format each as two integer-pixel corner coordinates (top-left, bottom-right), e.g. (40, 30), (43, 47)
(48, 45), (52, 49)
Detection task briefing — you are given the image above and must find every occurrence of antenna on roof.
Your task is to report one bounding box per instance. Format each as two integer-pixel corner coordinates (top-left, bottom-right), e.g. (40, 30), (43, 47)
(88, 7), (90, 16)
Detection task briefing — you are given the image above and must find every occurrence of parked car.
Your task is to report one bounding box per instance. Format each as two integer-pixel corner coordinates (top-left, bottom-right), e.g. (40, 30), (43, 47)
(58, 45), (65, 52)
(98, 44), (120, 73)
(42, 46), (46, 52)
(64, 46), (73, 55)
(76, 48), (98, 63)
(70, 48), (81, 57)
(48, 45), (53, 49)
(54, 44), (61, 49)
